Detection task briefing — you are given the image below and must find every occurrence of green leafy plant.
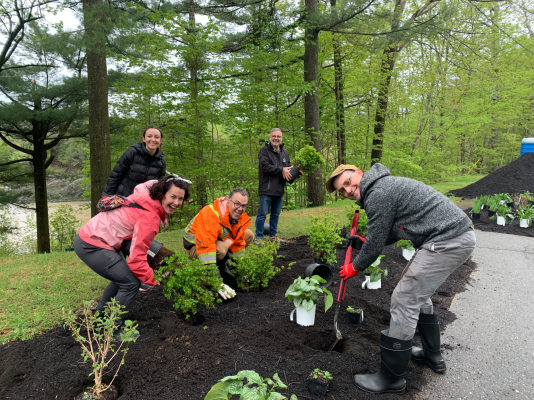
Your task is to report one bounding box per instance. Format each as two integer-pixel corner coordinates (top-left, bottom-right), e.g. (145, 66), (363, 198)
(310, 368), (333, 381)
(292, 145), (325, 172)
(228, 240), (292, 291)
(488, 196), (500, 212)
(496, 204), (514, 221)
(517, 206), (534, 226)
(204, 370), (298, 400)
(346, 306), (363, 314)
(308, 214), (343, 265)
(519, 191), (532, 207)
(479, 195), (490, 207)
(154, 252), (223, 317)
(472, 197), (483, 214)
(346, 203), (368, 234)
(362, 255), (388, 283)
(63, 300), (139, 399)
(49, 205), (79, 251)
(396, 240), (414, 251)
(285, 275), (333, 313)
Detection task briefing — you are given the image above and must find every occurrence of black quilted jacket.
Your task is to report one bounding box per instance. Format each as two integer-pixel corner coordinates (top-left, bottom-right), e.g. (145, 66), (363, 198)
(102, 142), (166, 197)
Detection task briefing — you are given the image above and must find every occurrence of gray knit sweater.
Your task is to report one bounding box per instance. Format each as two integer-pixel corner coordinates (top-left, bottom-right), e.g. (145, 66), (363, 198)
(351, 163), (472, 272)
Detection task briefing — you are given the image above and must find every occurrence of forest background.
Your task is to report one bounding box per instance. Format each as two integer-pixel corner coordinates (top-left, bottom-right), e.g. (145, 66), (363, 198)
(0, 0), (533, 253)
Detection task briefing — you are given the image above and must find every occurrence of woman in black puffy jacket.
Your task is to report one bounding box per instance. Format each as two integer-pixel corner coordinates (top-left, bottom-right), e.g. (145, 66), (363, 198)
(102, 126), (167, 197)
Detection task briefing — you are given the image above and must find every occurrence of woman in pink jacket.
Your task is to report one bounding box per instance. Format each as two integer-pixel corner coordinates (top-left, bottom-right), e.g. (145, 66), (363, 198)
(74, 175), (189, 333)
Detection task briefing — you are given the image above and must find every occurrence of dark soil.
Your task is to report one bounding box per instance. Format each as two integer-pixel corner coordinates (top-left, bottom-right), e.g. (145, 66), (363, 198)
(464, 208), (534, 238)
(450, 152), (534, 198)
(0, 237), (476, 400)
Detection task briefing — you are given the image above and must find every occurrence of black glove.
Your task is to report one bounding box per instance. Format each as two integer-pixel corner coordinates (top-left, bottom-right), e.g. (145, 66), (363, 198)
(346, 235), (366, 250)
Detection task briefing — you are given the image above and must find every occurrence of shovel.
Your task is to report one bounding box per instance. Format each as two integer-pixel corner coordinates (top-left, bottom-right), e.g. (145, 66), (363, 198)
(328, 209), (361, 352)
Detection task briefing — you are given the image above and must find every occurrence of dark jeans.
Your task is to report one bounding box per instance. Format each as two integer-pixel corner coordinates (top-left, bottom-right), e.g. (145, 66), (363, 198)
(74, 235), (140, 319)
(255, 195), (284, 239)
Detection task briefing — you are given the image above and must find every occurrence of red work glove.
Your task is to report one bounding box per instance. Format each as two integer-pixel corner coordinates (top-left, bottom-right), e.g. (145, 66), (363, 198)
(339, 263), (359, 280)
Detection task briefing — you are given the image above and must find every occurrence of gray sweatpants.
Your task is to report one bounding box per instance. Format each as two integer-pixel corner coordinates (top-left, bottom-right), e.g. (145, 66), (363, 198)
(389, 229), (476, 341)
(74, 235), (140, 318)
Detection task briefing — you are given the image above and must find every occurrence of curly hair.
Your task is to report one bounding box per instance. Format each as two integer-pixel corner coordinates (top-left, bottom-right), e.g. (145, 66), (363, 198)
(149, 175), (190, 201)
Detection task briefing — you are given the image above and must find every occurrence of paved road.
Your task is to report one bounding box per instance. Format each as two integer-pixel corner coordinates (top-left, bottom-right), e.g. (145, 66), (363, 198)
(417, 230), (534, 399)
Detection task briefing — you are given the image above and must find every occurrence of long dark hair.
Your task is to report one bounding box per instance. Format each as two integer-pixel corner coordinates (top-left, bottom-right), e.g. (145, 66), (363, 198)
(149, 175), (190, 201)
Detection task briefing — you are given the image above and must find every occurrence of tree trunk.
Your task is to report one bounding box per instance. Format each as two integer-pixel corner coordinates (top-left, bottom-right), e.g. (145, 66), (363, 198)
(331, 0), (345, 165)
(83, 0), (111, 217)
(303, 0), (323, 206)
(33, 127), (50, 253)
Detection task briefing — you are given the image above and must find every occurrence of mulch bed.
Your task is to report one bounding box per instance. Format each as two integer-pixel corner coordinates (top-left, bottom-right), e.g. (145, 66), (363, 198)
(0, 237), (476, 400)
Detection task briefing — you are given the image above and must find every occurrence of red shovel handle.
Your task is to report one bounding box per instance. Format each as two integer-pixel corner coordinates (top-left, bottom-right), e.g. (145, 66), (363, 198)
(338, 209), (360, 301)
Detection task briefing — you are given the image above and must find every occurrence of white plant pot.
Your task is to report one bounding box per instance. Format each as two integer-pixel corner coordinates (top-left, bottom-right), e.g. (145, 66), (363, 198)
(290, 304), (316, 326)
(499, 200), (506, 205)
(496, 216), (505, 226)
(520, 219), (530, 228)
(361, 275), (381, 290)
(402, 248), (415, 261)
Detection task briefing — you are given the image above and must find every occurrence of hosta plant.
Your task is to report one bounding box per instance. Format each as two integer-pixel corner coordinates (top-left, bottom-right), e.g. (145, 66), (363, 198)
(517, 206), (534, 226)
(154, 252), (222, 317)
(396, 240), (414, 251)
(228, 240), (293, 291)
(308, 214), (343, 265)
(496, 204), (514, 223)
(204, 370), (298, 400)
(362, 255), (388, 283)
(285, 275), (333, 313)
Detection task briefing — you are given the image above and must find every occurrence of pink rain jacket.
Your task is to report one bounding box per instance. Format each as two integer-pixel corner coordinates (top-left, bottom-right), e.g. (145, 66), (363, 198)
(79, 180), (166, 286)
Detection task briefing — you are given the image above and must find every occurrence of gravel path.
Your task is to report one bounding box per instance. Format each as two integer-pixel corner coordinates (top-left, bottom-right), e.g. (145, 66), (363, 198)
(416, 230), (534, 399)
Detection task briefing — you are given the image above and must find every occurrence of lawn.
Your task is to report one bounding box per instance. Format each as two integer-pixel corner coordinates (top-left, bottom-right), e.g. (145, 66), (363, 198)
(0, 174), (483, 345)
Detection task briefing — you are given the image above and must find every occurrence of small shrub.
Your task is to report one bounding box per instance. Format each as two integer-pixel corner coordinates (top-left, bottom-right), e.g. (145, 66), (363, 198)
(204, 370), (298, 400)
(362, 255), (387, 283)
(63, 300), (139, 399)
(153, 252), (223, 317)
(308, 214), (343, 265)
(228, 240), (293, 291)
(292, 145), (325, 172)
(285, 275), (333, 313)
(346, 203), (368, 234)
(49, 205), (78, 251)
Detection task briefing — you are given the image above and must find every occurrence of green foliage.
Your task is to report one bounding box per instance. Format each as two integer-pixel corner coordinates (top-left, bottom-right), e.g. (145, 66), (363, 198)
(496, 204), (513, 221)
(488, 197), (500, 212)
(204, 370), (298, 400)
(472, 198), (483, 214)
(479, 195), (490, 206)
(310, 368), (332, 381)
(49, 205), (78, 251)
(154, 252), (223, 316)
(346, 306), (362, 314)
(285, 275), (333, 313)
(519, 192), (531, 208)
(396, 240), (414, 251)
(346, 203), (368, 234)
(308, 214), (342, 265)
(63, 300), (139, 399)
(292, 145), (325, 172)
(517, 206), (534, 226)
(228, 240), (291, 291)
(0, 206), (15, 255)
(362, 255), (388, 283)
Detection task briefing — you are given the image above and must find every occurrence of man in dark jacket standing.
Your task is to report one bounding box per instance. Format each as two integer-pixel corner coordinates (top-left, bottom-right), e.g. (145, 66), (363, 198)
(326, 163), (476, 395)
(255, 128), (292, 240)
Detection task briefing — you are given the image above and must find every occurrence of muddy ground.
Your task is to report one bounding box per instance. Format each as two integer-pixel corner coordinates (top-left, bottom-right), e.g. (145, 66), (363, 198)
(0, 237), (477, 400)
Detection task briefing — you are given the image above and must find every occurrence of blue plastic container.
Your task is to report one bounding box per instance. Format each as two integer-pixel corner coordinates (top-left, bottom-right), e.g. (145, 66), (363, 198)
(520, 138), (534, 156)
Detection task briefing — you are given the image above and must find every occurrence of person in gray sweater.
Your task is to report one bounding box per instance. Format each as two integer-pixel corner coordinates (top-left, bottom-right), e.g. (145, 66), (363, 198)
(326, 163), (476, 395)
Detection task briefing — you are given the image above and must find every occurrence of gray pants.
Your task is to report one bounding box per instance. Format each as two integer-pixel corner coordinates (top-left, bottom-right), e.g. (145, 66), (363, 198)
(389, 229), (476, 341)
(74, 235), (140, 318)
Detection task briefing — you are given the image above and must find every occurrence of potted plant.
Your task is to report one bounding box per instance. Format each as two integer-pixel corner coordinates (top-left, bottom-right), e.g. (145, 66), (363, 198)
(308, 214), (343, 265)
(288, 145), (326, 184)
(495, 204), (514, 226)
(396, 239), (415, 260)
(517, 206), (534, 228)
(471, 197), (483, 220)
(361, 255), (387, 289)
(285, 275), (333, 326)
(307, 369), (333, 395)
(488, 196), (499, 217)
(519, 191), (532, 208)
(479, 195), (490, 210)
(346, 306), (364, 324)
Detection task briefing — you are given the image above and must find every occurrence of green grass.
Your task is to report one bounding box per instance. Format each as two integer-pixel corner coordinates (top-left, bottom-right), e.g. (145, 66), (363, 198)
(0, 174), (485, 344)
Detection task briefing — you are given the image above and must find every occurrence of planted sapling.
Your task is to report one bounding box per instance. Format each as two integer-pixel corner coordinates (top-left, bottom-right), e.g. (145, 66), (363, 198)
(285, 275), (334, 313)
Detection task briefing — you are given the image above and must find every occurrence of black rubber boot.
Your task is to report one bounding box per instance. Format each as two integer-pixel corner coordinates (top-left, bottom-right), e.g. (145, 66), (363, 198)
(411, 312), (447, 373)
(216, 253), (235, 278)
(354, 330), (412, 394)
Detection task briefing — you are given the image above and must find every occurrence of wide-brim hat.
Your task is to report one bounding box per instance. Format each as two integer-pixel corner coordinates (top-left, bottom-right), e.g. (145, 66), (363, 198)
(325, 164), (357, 193)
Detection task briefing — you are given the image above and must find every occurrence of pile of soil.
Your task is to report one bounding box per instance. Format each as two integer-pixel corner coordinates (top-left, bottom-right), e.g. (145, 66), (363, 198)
(0, 238), (476, 400)
(464, 209), (534, 238)
(450, 153), (534, 198)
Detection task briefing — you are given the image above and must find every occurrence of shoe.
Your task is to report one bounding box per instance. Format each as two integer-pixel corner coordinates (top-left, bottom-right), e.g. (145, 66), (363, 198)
(139, 282), (151, 291)
(411, 312), (447, 373)
(354, 330), (412, 394)
(253, 238), (266, 246)
(269, 235), (286, 243)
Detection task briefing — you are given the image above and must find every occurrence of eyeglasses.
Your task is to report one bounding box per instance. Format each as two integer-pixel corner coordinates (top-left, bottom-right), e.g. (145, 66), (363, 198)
(337, 170), (354, 195)
(229, 199), (248, 210)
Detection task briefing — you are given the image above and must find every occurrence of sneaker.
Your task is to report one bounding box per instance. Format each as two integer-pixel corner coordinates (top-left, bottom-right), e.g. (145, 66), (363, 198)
(269, 235), (287, 243)
(253, 238), (266, 246)
(139, 282), (151, 292)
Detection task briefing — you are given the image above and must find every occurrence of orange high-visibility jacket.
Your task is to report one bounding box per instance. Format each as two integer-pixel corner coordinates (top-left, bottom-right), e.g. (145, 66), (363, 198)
(184, 197), (251, 264)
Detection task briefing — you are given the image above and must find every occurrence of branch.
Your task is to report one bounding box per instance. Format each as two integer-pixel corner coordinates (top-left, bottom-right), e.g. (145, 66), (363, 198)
(0, 131), (33, 155)
(0, 157), (32, 167)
